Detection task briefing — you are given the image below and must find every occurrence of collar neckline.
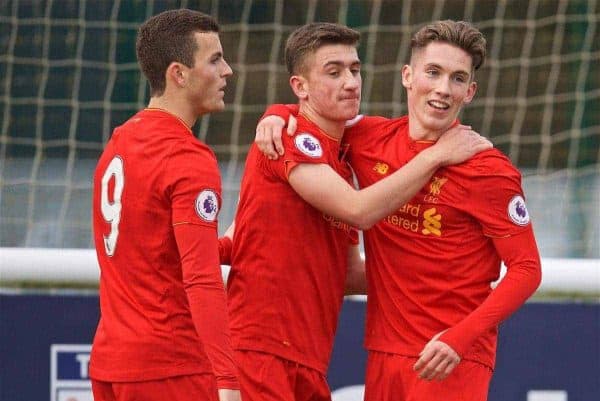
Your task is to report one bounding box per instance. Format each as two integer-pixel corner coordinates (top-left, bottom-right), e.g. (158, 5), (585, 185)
(299, 112), (342, 143)
(144, 108), (193, 134)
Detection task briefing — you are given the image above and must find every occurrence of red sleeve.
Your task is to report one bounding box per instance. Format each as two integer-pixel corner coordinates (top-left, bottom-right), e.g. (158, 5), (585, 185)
(218, 236), (233, 265)
(266, 126), (332, 181)
(439, 227), (542, 357)
(261, 103), (299, 121)
(168, 143), (222, 229)
(174, 223), (239, 389)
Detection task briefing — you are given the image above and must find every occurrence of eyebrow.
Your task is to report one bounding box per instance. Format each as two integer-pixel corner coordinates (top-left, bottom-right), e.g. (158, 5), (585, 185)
(323, 60), (361, 68)
(426, 62), (469, 77)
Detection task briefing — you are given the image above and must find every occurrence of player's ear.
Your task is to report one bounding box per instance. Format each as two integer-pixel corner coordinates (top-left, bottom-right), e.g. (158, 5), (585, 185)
(401, 64), (412, 90)
(463, 81), (477, 104)
(290, 75), (309, 100)
(166, 62), (186, 88)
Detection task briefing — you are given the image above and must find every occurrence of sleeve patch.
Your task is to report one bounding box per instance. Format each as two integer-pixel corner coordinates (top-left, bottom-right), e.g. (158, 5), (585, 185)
(507, 195), (530, 226)
(294, 133), (323, 158)
(195, 189), (219, 222)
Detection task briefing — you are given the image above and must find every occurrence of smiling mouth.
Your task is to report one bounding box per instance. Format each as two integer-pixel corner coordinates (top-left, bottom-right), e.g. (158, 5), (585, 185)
(427, 100), (450, 110)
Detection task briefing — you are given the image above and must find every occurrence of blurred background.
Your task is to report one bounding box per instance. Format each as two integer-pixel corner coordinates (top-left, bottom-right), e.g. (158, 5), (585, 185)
(1, 0), (598, 257)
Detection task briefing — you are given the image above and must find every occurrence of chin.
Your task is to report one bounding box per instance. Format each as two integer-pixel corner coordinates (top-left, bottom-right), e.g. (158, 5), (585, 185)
(423, 115), (453, 131)
(211, 102), (226, 112)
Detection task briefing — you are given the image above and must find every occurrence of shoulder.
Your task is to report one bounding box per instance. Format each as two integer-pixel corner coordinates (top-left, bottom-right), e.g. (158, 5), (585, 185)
(171, 136), (218, 168)
(463, 148), (520, 177)
(346, 114), (408, 129)
(284, 118), (334, 157)
(344, 114), (408, 144)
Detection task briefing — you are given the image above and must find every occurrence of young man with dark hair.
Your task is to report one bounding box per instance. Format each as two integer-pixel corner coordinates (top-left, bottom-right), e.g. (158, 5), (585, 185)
(226, 22), (490, 401)
(258, 19), (541, 401)
(90, 9), (240, 401)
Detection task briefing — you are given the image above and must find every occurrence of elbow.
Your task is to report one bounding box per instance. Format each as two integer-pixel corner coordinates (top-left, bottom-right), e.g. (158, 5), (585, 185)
(343, 209), (375, 230)
(342, 199), (379, 230)
(356, 219), (375, 230)
(533, 264), (543, 291)
(524, 260), (543, 297)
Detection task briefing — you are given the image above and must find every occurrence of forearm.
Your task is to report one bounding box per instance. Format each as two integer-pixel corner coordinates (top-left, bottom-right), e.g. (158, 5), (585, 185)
(175, 224), (239, 389)
(352, 147), (443, 227)
(290, 151), (442, 230)
(440, 229), (542, 356)
(261, 103), (298, 120)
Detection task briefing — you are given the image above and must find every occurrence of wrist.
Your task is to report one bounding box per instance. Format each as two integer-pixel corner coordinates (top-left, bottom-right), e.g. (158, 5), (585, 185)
(420, 146), (445, 169)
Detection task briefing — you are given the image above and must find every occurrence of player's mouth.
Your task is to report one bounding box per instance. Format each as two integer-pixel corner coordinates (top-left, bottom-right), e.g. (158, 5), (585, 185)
(427, 100), (450, 110)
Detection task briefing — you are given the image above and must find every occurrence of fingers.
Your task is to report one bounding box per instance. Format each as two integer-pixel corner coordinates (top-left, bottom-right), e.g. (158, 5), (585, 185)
(417, 352), (447, 381)
(413, 340), (460, 382)
(469, 131), (493, 152)
(287, 115), (298, 136)
(256, 116), (287, 160)
(255, 127), (278, 160)
(273, 127), (284, 156)
(480, 136), (494, 149)
(437, 358), (458, 381)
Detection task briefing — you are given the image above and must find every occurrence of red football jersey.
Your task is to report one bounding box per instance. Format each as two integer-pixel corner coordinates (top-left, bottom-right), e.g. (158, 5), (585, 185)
(228, 114), (357, 374)
(344, 115), (540, 369)
(90, 109), (235, 384)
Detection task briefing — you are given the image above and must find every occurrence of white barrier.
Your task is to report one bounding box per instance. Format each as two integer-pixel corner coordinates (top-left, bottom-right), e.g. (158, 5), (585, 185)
(0, 248), (598, 294)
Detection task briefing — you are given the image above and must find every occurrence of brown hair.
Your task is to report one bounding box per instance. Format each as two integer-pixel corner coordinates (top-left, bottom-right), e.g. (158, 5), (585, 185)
(136, 9), (219, 96)
(284, 22), (360, 75)
(410, 20), (486, 71)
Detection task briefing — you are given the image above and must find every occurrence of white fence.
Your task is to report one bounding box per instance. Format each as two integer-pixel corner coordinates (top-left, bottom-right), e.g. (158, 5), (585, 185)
(0, 247), (598, 294)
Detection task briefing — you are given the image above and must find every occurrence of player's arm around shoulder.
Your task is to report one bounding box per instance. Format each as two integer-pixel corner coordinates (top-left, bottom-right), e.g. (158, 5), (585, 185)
(255, 106), (395, 160)
(287, 162), (371, 228)
(433, 124), (494, 167)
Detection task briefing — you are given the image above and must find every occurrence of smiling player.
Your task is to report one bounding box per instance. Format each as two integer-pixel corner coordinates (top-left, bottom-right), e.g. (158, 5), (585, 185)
(258, 20), (542, 401)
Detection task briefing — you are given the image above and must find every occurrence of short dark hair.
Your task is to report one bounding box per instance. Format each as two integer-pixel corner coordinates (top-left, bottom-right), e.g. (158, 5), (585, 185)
(410, 20), (486, 72)
(284, 22), (360, 75)
(136, 9), (219, 96)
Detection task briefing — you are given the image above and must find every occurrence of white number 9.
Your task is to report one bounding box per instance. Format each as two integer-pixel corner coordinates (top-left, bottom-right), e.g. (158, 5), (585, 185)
(101, 156), (124, 256)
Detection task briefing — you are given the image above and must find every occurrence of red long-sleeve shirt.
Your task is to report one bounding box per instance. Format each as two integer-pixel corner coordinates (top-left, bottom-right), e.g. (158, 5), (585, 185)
(264, 105), (541, 369)
(228, 114), (358, 374)
(345, 114), (541, 369)
(91, 109), (238, 388)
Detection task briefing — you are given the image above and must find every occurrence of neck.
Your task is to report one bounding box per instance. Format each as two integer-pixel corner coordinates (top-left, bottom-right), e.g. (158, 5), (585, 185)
(407, 109), (445, 142)
(298, 104), (345, 140)
(147, 94), (197, 129)
(408, 125), (443, 142)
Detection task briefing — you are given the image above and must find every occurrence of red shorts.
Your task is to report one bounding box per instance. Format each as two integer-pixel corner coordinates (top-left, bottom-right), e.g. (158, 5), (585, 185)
(235, 349), (331, 401)
(365, 351), (492, 401)
(91, 374), (218, 401)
